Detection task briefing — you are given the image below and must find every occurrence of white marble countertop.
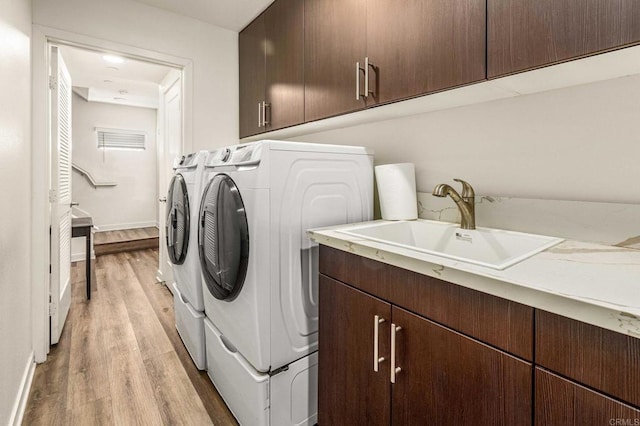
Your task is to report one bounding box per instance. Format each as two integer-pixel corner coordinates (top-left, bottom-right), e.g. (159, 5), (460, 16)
(308, 220), (640, 340)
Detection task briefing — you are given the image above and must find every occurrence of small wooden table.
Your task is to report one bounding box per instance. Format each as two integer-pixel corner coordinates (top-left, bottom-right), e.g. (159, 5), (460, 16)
(71, 215), (93, 300)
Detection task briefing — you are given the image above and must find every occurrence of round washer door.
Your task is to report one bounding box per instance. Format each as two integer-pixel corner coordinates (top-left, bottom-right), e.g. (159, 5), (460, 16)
(166, 173), (190, 265)
(198, 174), (249, 301)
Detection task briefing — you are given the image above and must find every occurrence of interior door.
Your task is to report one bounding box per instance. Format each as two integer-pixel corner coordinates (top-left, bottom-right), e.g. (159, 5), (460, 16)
(49, 45), (72, 345)
(157, 71), (182, 290)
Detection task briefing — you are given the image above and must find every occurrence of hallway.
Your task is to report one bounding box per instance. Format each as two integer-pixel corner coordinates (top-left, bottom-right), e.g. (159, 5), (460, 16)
(23, 249), (237, 425)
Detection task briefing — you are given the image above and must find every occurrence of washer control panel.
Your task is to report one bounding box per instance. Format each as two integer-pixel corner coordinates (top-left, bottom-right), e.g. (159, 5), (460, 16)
(205, 143), (263, 167)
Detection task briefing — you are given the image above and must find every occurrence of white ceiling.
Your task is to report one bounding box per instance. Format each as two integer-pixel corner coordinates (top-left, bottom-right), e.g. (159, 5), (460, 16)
(59, 45), (175, 109)
(130, 0), (272, 31)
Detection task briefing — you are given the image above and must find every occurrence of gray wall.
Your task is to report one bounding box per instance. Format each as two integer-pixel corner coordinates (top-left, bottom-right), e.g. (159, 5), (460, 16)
(0, 0), (33, 423)
(72, 94), (158, 230)
(292, 75), (640, 204)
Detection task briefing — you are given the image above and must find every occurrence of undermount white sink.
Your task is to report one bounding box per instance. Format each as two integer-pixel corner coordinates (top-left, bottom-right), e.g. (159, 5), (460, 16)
(338, 220), (563, 270)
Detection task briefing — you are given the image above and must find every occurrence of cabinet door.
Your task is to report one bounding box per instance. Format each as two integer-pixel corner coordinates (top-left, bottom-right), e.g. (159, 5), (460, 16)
(318, 275), (391, 425)
(536, 310), (640, 408)
(391, 306), (532, 425)
(536, 368), (640, 425)
(264, 0), (304, 131)
(488, 0), (640, 78)
(239, 14), (265, 138)
(304, 0), (367, 121)
(367, 0), (486, 104)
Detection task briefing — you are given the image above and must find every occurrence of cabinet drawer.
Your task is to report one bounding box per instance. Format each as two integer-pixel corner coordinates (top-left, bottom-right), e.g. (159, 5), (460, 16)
(319, 245), (533, 360)
(535, 368), (640, 425)
(536, 310), (640, 408)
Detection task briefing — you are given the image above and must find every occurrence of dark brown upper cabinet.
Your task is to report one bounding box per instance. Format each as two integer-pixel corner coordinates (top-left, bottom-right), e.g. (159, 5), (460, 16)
(488, 0), (640, 78)
(366, 0), (486, 105)
(304, 0), (486, 122)
(239, 14), (265, 138)
(239, 0), (304, 138)
(304, 0), (367, 122)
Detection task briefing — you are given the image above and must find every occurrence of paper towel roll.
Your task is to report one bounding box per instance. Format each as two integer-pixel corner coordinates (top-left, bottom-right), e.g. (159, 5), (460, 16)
(375, 163), (418, 220)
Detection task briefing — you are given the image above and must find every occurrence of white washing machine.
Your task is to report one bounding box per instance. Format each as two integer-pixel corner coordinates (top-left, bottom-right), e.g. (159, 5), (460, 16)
(166, 150), (209, 370)
(198, 140), (373, 425)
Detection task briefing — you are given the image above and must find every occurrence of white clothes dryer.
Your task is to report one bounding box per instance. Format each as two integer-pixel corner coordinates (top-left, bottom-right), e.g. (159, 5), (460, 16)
(198, 140), (373, 425)
(166, 150), (208, 369)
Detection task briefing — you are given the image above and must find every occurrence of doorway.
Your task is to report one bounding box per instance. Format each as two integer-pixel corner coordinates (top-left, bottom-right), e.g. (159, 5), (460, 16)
(32, 27), (193, 362)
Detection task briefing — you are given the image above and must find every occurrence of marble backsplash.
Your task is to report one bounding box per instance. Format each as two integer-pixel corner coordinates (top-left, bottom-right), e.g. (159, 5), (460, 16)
(416, 193), (640, 250)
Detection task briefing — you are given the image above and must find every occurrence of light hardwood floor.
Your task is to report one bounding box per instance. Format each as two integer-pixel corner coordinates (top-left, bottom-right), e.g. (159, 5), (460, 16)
(24, 249), (237, 425)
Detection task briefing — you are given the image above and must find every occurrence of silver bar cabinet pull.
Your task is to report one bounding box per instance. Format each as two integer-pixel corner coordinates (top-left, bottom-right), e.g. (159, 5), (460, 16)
(373, 315), (386, 372)
(257, 102), (262, 127)
(364, 57), (369, 97)
(390, 323), (402, 383)
(356, 61), (361, 100)
(262, 101), (270, 126)
(365, 56), (375, 97)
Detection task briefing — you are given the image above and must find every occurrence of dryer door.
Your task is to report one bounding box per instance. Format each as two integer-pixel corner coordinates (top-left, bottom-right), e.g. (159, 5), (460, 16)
(199, 174), (249, 301)
(166, 173), (190, 265)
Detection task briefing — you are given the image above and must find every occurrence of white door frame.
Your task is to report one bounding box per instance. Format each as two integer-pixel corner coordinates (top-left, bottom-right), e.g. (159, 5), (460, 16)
(31, 24), (193, 363)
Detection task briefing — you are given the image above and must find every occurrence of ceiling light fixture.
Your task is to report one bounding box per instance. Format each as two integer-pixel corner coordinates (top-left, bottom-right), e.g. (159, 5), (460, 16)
(103, 54), (124, 64)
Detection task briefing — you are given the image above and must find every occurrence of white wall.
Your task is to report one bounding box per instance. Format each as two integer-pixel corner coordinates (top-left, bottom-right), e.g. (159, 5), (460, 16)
(292, 75), (640, 204)
(33, 0), (239, 152)
(0, 0), (34, 423)
(72, 93), (158, 230)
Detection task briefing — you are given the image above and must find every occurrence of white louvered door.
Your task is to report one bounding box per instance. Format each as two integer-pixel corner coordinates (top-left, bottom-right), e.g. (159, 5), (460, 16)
(50, 46), (72, 345)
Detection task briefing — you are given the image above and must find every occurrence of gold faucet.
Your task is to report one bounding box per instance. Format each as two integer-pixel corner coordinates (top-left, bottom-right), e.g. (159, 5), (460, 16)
(432, 179), (476, 230)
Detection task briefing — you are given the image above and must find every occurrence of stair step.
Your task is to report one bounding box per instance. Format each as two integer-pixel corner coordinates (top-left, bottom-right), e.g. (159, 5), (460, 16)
(94, 237), (159, 256)
(93, 227), (160, 256)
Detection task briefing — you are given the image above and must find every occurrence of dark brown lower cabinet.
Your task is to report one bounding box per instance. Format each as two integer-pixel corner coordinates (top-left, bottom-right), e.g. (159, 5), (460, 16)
(319, 274), (532, 425)
(536, 310), (640, 408)
(318, 275), (391, 425)
(319, 246), (640, 424)
(536, 368), (640, 425)
(392, 306), (532, 425)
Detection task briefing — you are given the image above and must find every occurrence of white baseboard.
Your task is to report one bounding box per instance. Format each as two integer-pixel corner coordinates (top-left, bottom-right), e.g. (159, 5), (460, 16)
(9, 352), (35, 426)
(94, 221), (158, 232)
(72, 252), (96, 262)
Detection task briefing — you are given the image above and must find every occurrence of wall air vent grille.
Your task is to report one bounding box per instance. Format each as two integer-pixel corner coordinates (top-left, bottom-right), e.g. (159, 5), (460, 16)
(96, 127), (146, 150)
